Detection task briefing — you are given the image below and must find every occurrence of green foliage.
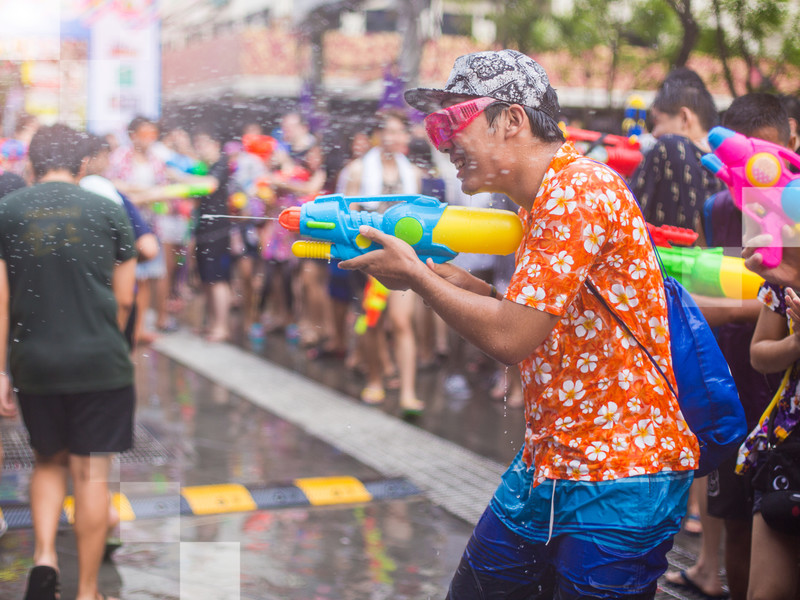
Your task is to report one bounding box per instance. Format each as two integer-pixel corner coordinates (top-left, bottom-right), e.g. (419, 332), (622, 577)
(491, 0), (553, 53)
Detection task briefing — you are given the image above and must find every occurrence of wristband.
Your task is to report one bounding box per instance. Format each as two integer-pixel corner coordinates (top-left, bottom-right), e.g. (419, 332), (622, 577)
(489, 284), (498, 300)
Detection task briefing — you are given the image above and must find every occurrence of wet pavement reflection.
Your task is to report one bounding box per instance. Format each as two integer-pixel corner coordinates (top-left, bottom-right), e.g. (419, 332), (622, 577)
(0, 348), (472, 599)
(0, 318), (710, 599)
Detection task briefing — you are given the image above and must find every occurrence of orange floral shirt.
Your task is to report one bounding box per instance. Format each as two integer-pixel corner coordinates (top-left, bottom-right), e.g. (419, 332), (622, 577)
(507, 142), (699, 486)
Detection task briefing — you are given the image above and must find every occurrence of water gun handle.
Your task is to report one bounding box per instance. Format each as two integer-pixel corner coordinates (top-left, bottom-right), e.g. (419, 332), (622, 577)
(750, 211), (786, 268)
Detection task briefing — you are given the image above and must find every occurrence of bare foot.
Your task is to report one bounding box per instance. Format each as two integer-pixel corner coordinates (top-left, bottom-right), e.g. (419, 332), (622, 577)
(204, 330), (229, 343)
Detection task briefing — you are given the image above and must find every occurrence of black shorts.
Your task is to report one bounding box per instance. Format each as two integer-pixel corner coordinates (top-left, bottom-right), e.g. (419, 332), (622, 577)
(707, 451), (754, 521)
(196, 241), (232, 283)
(17, 385), (135, 457)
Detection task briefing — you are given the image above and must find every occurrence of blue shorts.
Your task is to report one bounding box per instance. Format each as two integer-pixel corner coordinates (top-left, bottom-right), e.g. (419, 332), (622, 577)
(447, 450), (693, 599)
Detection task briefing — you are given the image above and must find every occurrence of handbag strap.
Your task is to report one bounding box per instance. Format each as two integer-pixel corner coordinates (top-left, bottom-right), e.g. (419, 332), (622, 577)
(585, 278), (678, 400)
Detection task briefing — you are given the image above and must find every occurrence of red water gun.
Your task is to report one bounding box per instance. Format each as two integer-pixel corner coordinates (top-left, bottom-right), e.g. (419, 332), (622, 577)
(565, 126), (644, 178)
(647, 223), (698, 248)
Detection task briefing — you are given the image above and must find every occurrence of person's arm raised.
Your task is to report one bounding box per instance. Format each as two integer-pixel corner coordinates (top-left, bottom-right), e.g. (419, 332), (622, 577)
(340, 226), (559, 365)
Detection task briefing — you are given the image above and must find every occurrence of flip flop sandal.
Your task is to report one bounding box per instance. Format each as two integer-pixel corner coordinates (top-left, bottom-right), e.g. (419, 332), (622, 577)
(666, 570), (729, 600)
(360, 386), (385, 405)
(23, 565), (60, 600)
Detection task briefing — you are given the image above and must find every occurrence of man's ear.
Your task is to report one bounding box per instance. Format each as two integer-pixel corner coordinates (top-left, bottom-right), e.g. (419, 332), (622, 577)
(504, 105), (527, 139)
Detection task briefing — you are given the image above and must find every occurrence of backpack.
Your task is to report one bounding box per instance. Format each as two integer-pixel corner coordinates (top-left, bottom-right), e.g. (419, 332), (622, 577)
(588, 272), (747, 477)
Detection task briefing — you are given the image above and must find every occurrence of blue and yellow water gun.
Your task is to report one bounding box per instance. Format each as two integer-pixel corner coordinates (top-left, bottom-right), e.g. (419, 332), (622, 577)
(278, 194), (523, 263)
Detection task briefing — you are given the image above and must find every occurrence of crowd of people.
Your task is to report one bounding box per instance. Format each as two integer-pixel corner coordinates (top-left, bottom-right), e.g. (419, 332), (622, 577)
(0, 47), (798, 599)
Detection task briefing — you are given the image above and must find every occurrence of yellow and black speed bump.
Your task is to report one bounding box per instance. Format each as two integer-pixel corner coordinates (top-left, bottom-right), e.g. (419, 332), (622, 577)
(0, 477), (420, 530)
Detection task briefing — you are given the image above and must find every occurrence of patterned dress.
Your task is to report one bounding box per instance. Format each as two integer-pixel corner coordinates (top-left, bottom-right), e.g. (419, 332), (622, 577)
(737, 282), (800, 474)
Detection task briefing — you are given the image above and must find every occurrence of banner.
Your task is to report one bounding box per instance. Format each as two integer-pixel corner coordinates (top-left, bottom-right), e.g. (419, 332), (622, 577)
(86, 0), (160, 134)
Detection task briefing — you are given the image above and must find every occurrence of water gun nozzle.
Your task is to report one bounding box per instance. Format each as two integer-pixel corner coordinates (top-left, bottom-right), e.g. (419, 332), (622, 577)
(279, 207), (302, 232)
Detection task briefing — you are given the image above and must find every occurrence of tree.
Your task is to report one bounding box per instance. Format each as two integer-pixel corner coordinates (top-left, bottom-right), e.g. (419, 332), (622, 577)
(663, 0), (700, 67)
(706, 0), (800, 95)
(396, 0), (431, 89)
(297, 0), (366, 90)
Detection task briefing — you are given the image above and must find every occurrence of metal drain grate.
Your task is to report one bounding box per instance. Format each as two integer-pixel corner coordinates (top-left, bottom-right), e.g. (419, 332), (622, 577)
(1, 422), (174, 471)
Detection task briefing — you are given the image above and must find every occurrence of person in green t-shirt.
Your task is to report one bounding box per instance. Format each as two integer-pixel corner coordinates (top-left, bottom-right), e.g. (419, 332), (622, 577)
(0, 124), (136, 600)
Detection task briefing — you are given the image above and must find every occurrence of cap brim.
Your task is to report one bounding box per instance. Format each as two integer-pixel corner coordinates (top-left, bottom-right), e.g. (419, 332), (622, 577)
(404, 88), (482, 114)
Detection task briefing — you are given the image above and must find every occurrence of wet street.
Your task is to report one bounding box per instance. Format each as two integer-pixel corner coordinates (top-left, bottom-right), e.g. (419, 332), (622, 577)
(0, 324), (717, 599)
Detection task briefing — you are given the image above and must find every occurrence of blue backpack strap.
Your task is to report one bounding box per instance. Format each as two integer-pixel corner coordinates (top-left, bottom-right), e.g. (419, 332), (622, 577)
(702, 192), (719, 247)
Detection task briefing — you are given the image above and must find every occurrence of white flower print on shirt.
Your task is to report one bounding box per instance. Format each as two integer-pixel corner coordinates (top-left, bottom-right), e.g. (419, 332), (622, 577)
(618, 369), (634, 390)
(551, 251), (574, 274)
(575, 312), (602, 339)
(559, 380), (585, 406)
(567, 459), (590, 480)
(555, 416), (577, 430)
(555, 224), (571, 241)
(629, 259), (648, 280)
(547, 186), (577, 215)
(585, 442), (609, 462)
(583, 224), (606, 254)
(632, 419), (656, 449)
(594, 401), (620, 429)
(611, 436), (629, 452)
(680, 447), (696, 468)
(570, 171), (589, 187)
(576, 352), (598, 373)
(609, 284), (639, 311)
(532, 357), (552, 385)
(520, 284), (547, 310)
(649, 316), (668, 344)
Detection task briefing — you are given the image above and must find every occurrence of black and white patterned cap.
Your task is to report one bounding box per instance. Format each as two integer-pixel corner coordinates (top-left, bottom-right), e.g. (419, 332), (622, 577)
(405, 49), (559, 118)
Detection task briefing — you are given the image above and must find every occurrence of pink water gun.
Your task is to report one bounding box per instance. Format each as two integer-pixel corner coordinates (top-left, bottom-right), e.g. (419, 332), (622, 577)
(702, 126), (800, 268)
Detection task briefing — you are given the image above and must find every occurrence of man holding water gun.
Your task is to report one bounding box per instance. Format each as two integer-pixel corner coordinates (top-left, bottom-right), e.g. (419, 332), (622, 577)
(340, 49), (699, 599)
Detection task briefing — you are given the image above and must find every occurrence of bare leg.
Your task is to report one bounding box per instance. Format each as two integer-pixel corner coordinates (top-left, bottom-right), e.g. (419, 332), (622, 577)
(725, 518), (752, 600)
(665, 477), (726, 596)
(389, 291), (422, 412)
(359, 325), (386, 404)
(70, 453), (113, 600)
(134, 280), (156, 344)
(30, 449), (69, 570)
(237, 256), (255, 330)
(747, 513), (800, 600)
(205, 281), (231, 342)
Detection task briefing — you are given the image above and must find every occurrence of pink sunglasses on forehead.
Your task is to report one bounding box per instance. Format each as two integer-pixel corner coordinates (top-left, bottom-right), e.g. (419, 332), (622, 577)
(424, 97), (497, 150)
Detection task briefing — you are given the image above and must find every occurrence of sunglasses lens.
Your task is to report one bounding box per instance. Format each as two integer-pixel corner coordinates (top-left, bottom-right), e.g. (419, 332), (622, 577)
(424, 97), (495, 150)
(424, 113), (453, 150)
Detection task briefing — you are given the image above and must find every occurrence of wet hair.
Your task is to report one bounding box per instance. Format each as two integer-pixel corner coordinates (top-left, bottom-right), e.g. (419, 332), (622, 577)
(76, 132), (111, 161)
(652, 67), (719, 132)
(192, 122), (223, 143)
(484, 100), (565, 143)
(377, 108), (409, 130)
(28, 124), (85, 179)
(779, 94), (800, 125)
(127, 115), (157, 136)
(722, 93), (790, 144)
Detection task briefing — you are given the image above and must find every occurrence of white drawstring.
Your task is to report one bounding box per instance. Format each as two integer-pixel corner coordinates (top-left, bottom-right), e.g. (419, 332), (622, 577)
(546, 479), (556, 545)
